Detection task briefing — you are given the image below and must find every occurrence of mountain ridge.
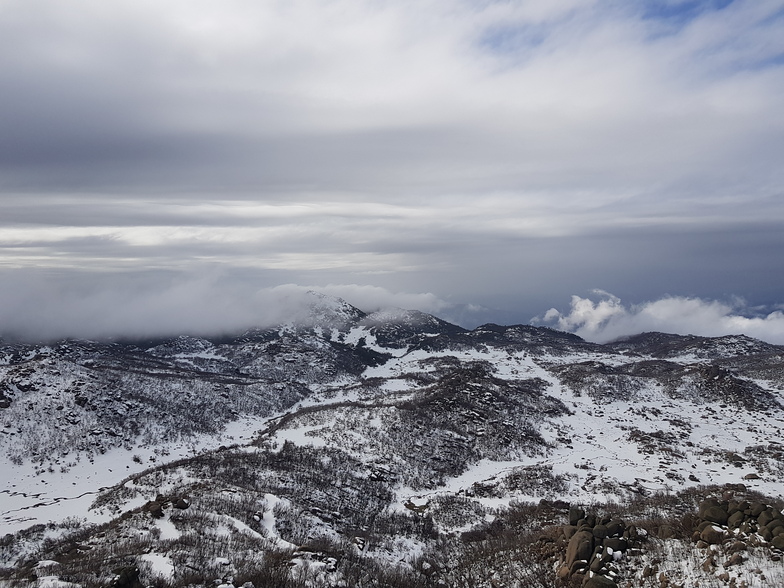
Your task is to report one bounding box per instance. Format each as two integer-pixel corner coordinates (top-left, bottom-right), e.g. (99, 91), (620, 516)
(1, 297), (783, 587)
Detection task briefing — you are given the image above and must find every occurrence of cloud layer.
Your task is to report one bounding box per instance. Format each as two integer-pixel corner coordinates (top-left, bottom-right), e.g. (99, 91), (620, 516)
(539, 291), (784, 344)
(2, 0), (782, 202)
(1, 0), (783, 342)
(0, 273), (458, 342)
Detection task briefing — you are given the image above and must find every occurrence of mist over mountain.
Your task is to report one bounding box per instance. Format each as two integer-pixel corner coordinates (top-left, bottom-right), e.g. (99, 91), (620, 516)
(2, 278), (784, 346)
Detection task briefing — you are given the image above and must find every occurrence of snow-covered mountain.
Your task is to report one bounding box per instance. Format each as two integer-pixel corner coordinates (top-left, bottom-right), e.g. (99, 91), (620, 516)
(1, 295), (783, 587)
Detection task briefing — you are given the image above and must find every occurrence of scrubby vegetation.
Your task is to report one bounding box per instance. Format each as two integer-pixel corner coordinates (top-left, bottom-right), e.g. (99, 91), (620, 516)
(2, 301), (783, 587)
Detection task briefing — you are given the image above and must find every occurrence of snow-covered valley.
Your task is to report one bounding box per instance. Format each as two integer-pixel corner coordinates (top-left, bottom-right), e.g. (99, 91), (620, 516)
(2, 296), (783, 587)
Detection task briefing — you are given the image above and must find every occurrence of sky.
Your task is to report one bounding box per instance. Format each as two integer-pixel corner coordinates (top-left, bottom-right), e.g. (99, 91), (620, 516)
(1, 0), (784, 343)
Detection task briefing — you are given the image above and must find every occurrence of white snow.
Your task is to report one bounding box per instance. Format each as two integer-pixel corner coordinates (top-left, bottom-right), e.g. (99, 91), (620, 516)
(260, 494), (296, 549)
(139, 553), (175, 580)
(0, 415), (269, 534)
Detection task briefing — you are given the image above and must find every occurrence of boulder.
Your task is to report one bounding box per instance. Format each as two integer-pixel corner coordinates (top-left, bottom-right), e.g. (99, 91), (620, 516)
(700, 525), (725, 545)
(583, 575), (617, 588)
(727, 511), (745, 528)
(174, 497), (190, 509)
(766, 519), (784, 533)
(724, 552), (744, 567)
(771, 534), (784, 550)
(589, 554), (605, 574)
(606, 520), (625, 537)
(759, 509), (775, 528)
(603, 537), (628, 553)
(696, 520), (714, 533)
(727, 540), (747, 554)
(593, 524), (609, 540)
(589, 545), (614, 573)
(570, 506), (586, 526)
(702, 505), (729, 525)
(701, 555), (716, 572)
(566, 530), (595, 568)
(699, 498), (721, 518)
(109, 566), (142, 588)
(570, 559), (589, 575)
(727, 499), (740, 514)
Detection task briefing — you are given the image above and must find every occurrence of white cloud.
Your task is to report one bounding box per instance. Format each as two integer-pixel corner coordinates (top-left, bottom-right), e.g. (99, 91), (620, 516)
(0, 272), (456, 342)
(2, 0), (782, 202)
(538, 291), (784, 344)
(0, 1), (782, 340)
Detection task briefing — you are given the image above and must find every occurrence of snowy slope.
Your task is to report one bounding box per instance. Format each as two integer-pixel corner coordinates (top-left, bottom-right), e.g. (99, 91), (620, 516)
(1, 300), (783, 587)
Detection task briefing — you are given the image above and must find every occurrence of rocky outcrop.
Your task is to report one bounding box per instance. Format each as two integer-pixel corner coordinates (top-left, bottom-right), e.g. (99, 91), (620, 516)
(556, 508), (636, 587)
(691, 495), (784, 546)
(143, 494), (190, 518)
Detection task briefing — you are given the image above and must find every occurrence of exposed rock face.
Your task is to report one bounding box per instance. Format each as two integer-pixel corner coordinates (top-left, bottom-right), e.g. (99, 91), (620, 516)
(144, 501), (164, 519)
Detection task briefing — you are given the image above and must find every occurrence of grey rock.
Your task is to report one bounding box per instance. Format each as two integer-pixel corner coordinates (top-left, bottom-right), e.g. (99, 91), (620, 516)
(700, 525), (725, 545)
(582, 575), (617, 588)
(702, 505), (729, 525)
(592, 524), (609, 539)
(727, 511), (745, 528)
(566, 530), (595, 568)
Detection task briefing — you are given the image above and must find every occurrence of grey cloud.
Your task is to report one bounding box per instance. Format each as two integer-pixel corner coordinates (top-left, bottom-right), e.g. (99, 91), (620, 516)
(0, 269), (461, 343)
(1, 0), (783, 342)
(0, 218), (782, 342)
(0, 0), (781, 198)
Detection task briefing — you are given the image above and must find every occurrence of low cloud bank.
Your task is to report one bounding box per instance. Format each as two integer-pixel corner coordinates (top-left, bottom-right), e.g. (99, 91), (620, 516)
(5, 272), (783, 345)
(0, 273), (456, 343)
(537, 291), (784, 344)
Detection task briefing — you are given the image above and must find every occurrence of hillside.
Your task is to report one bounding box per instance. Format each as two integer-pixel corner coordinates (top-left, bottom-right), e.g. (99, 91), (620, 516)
(1, 295), (783, 587)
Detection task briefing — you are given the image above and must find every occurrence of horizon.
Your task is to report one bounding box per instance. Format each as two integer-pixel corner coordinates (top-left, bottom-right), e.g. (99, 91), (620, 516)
(2, 1), (783, 344)
(1, 288), (782, 347)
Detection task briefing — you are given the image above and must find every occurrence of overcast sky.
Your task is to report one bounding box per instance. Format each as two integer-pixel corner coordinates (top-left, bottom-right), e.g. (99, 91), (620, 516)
(2, 0), (784, 343)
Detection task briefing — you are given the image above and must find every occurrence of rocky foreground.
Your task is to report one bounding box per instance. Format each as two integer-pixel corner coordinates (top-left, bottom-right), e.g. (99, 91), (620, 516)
(550, 486), (784, 587)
